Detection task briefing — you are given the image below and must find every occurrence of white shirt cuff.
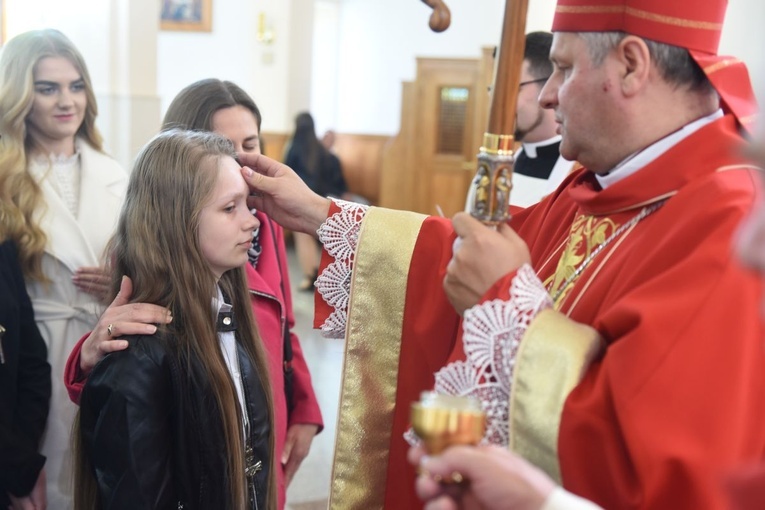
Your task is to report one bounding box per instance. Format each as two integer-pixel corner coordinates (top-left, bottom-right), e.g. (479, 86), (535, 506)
(540, 487), (604, 510)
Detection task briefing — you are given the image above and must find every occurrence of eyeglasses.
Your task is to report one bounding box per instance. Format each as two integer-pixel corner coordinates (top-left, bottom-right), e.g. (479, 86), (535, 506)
(519, 77), (550, 88)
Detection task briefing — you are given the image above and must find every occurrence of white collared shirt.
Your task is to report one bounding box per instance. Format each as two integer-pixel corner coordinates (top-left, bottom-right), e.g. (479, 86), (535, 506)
(213, 286), (248, 437)
(541, 487), (604, 510)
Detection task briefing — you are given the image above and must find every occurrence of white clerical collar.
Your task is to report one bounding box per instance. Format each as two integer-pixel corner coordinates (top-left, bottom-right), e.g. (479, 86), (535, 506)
(595, 109), (723, 190)
(522, 135), (562, 158)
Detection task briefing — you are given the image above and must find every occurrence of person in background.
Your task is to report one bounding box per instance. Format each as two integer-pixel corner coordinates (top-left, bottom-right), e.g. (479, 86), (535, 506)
(0, 239), (51, 510)
(63, 78), (322, 510)
(511, 31), (575, 208)
(321, 129), (371, 206)
(321, 129), (337, 152)
(234, 0), (765, 507)
(0, 28), (127, 509)
(285, 112), (348, 291)
(73, 130), (275, 510)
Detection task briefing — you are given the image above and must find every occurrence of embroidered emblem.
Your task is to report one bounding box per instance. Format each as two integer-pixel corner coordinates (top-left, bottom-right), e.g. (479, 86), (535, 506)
(546, 214), (617, 305)
(545, 201), (665, 306)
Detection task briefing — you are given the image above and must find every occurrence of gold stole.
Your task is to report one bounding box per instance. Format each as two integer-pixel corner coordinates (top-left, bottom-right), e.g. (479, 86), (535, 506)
(510, 212), (611, 482)
(329, 207), (427, 510)
(509, 309), (603, 483)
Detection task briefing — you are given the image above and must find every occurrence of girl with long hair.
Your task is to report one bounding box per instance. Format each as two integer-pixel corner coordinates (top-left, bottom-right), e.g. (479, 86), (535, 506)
(74, 130), (275, 509)
(64, 79), (322, 509)
(0, 28), (127, 508)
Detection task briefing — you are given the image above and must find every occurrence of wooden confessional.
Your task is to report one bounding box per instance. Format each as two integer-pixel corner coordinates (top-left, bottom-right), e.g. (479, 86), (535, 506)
(379, 47), (495, 217)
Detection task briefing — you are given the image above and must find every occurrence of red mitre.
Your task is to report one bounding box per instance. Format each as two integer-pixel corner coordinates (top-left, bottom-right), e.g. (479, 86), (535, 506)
(552, 0), (758, 134)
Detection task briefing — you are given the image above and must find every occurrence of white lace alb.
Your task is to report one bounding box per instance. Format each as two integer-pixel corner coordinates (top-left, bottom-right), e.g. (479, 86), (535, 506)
(407, 265), (552, 447)
(315, 199), (368, 337)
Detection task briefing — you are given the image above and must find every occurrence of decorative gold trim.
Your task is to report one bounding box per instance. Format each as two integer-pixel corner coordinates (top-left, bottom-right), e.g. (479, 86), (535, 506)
(480, 133), (515, 156)
(703, 58), (742, 76)
(556, 5), (624, 15)
(329, 207), (427, 510)
(562, 220), (634, 315)
(738, 116), (759, 130)
(717, 163), (762, 173)
(556, 5), (722, 31)
(537, 238), (569, 278)
(601, 192), (675, 216)
(509, 309), (603, 483)
(625, 6), (721, 30)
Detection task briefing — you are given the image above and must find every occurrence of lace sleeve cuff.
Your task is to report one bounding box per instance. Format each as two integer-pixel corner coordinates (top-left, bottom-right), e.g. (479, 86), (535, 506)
(315, 199), (369, 337)
(407, 264), (552, 447)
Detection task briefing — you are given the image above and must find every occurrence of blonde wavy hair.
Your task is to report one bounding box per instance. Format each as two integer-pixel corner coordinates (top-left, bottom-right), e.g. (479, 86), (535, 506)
(73, 130), (276, 510)
(0, 28), (103, 281)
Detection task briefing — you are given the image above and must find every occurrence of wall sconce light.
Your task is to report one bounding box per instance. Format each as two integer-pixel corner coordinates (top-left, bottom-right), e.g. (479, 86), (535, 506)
(257, 12), (275, 45)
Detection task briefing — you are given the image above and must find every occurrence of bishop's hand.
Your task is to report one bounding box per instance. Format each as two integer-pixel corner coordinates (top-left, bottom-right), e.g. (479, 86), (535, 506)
(444, 212), (530, 315)
(238, 153), (330, 238)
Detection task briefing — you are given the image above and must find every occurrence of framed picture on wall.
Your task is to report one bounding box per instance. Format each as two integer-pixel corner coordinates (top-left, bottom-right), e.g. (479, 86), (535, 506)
(160, 0), (212, 32)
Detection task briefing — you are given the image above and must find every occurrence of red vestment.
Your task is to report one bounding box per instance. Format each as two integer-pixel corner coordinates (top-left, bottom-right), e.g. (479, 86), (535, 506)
(725, 463), (765, 509)
(318, 115), (765, 509)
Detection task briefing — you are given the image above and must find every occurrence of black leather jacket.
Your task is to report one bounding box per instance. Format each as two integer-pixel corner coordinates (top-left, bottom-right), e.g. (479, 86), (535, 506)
(80, 332), (271, 509)
(0, 241), (51, 507)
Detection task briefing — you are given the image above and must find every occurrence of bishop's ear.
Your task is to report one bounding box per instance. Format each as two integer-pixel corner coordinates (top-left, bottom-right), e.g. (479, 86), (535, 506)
(617, 35), (651, 97)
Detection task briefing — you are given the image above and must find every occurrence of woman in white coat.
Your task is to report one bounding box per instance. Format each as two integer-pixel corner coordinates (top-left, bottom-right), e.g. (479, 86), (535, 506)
(0, 29), (127, 509)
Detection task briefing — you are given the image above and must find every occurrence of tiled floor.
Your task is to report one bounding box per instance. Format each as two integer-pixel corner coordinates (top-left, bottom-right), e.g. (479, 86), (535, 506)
(284, 245), (342, 510)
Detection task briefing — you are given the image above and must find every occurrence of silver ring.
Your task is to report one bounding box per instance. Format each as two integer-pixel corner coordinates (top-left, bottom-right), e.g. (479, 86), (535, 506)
(107, 323), (114, 337)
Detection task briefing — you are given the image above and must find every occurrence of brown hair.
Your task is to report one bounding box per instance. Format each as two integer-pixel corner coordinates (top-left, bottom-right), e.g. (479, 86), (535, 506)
(162, 78), (262, 132)
(73, 130), (275, 510)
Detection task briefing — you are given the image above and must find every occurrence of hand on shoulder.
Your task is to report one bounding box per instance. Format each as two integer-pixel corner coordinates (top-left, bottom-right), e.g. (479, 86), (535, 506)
(80, 275), (172, 374)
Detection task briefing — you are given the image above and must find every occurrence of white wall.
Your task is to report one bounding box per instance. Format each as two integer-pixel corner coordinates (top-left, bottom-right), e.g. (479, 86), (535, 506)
(156, 0), (316, 134)
(4, 0), (765, 149)
(155, 0), (765, 138)
(157, 0), (285, 131)
(4, 0), (160, 168)
(4, 0), (112, 86)
(310, 0), (342, 136)
(322, 0), (764, 136)
(721, 0), (765, 105)
(286, 0), (316, 126)
(330, 0), (507, 135)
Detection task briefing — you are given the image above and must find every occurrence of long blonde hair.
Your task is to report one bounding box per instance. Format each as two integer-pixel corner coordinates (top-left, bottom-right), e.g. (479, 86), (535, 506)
(0, 28), (103, 281)
(73, 130), (275, 510)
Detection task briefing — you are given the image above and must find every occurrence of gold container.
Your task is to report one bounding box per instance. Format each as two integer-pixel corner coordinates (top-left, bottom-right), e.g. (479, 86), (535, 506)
(410, 392), (486, 455)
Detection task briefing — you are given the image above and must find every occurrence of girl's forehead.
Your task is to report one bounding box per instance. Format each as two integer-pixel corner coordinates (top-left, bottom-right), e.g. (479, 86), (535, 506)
(212, 157), (247, 189)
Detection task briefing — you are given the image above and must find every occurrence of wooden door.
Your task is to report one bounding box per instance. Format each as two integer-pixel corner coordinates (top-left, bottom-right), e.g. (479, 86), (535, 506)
(380, 48), (494, 216)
